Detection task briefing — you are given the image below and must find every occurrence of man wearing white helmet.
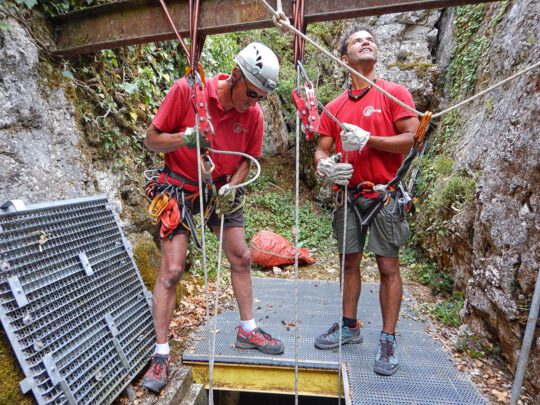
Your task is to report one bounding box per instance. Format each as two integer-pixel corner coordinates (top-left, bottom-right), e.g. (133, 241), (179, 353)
(142, 42), (283, 393)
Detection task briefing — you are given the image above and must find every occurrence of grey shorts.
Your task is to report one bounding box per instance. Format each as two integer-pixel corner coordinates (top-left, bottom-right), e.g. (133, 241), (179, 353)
(162, 187), (245, 239)
(333, 196), (410, 257)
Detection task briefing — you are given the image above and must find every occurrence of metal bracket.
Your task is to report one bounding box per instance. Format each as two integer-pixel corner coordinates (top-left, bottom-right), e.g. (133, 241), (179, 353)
(19, 376), (35, 394)
(105, 313), (119, 337)
(105, 314), (130, 369)
(113, 338), (130, 369)
(78, 252), (94, 276)
(8, 277), (28, 307)
(43, 354), (77, 405)
(0, 200), (26, 213)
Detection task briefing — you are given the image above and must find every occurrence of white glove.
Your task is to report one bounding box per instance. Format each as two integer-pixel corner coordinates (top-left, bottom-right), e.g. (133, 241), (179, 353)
(340, 123), (370, 152)
(317, 153), (353, 185)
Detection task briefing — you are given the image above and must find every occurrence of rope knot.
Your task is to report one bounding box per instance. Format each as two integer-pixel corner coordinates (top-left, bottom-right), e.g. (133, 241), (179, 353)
(272, 10), (290, 31)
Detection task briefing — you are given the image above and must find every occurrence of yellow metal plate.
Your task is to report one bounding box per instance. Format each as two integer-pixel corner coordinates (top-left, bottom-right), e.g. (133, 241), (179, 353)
(185, 362), (341, 397)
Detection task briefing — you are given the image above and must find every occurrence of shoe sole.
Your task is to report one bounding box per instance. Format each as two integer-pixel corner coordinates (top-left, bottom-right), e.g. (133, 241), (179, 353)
(373, 362), (399, 376)
(314, 335), (363, 350)
(235, 341), (284, 355)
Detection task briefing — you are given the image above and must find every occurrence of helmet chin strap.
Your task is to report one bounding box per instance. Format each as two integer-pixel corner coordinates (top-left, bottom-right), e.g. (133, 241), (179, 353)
(229, 74), (238, 98)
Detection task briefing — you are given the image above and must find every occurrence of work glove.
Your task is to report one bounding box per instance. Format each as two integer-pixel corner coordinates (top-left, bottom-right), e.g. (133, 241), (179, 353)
(317, 153), (353, 186)
(182, 127), (211, 150)
(340, 123), (370, 152)
(215, 184), (236, 216)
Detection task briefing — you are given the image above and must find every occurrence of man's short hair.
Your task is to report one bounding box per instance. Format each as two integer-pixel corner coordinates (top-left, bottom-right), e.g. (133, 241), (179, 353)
(339, 26), (377, 57)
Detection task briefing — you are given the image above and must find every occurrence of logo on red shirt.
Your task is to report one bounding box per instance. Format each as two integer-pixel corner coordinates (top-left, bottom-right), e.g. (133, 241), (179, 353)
(363, 106), (382, 117)
(233, 123), (245, 134)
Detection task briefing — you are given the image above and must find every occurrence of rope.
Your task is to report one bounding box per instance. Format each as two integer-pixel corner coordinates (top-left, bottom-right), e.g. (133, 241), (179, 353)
(259, 0), (540, 119)
(206, 147), (261, 405)
(432, 60), (540, 118)
(208, 148), (262, 189)
(337, 152), (349, 405)
(293, 65), (302, 405)
(208, 216), (225, 405)
(259, 0), (424, 116)
(293, 0), (306, 65)
(158, 0), (191, 59)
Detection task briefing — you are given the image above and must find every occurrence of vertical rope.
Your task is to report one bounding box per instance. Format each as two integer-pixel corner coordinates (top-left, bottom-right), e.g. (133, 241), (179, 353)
(194, 116), (213, 405)
(208, 216), (225, 405)
(338, 152), (349, 405)
(194, 119), (211, 323)
(293, 64), (301, 405)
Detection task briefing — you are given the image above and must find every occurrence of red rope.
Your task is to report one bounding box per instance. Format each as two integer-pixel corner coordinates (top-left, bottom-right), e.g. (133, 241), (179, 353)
(158, 0), (191, 60)
(293, 0), (305, 65)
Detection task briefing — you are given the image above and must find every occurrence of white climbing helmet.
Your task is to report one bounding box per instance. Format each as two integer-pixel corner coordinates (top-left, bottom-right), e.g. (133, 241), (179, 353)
(235, 42), (279, 92)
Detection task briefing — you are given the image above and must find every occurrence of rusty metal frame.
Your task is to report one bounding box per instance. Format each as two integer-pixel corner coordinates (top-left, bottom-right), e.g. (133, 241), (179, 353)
(52, 0), (498, 56)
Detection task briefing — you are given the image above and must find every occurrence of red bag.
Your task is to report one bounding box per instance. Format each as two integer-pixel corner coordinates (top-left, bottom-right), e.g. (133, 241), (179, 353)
(250, 230), (316, 268)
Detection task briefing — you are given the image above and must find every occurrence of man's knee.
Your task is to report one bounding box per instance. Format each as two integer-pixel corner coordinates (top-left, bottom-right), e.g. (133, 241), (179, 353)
(377, 257), (400, 278)
(230, 249), (251, 271)
(159, 264), (185, 288)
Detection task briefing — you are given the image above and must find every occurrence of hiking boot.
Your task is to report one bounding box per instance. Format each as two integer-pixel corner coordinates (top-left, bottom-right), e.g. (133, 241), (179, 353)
(235, 327), (284, 355)
(314, 322), (363, 350)
(374, 332), (399, 376)
(142, 354), (171, 393)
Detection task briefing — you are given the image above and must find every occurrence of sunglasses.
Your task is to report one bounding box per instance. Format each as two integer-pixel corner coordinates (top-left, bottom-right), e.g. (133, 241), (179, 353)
(243, 75), (267, 101)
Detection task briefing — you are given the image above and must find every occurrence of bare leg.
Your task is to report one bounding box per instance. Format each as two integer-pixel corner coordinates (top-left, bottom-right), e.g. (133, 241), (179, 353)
(342, 252), (363, 319)
(153, 233), (189, 344)
(212, 225), (253, 321)
(377, 255), (402, 334)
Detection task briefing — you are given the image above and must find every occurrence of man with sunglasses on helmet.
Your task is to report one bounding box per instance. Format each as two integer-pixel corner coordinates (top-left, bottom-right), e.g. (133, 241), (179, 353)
(142, 43), (284, 393)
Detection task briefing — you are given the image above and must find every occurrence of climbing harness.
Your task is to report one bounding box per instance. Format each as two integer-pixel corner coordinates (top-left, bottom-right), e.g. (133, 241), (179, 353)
(144, 169), (217, 246)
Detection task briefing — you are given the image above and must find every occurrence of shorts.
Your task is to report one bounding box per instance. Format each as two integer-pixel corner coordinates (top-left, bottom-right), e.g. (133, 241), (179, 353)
(161, 187), (245, 239)
(333, 196), (410, 257)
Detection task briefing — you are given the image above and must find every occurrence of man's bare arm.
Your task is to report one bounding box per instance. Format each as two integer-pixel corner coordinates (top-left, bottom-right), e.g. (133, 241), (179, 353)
(144, 123), (189, 153)
(365, 116), (420, 154)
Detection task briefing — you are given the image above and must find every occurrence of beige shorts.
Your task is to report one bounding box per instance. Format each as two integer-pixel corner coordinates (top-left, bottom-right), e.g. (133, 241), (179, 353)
(333, 196), (410, 257)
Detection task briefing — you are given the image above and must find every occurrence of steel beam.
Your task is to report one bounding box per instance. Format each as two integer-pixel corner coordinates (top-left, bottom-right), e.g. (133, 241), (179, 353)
(52, 0), (499, 56)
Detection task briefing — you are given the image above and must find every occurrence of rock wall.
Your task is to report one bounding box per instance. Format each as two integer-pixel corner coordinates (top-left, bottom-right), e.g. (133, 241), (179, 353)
(0, 14), (96, 206)
(431, 0), (540, 400)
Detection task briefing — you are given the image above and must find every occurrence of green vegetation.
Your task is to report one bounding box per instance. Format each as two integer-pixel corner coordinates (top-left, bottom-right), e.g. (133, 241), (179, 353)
(410, 260), (454, 295)
(429, 291), (465, 326)
(446, 4), (488, 99)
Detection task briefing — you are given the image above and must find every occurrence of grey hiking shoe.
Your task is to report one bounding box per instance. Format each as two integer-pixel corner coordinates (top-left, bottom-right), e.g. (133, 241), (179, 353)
(314, 322), (363, 350)
(142, 354), (170, 393)
(374, 332), (399, 376)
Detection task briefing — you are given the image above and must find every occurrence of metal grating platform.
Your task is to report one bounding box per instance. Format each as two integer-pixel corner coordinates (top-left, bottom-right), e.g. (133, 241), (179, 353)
(0, 196), (155, 405)
(184, 278), (487, 404)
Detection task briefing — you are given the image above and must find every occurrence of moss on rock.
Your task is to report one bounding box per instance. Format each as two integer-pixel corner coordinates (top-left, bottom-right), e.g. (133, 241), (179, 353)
(0, 332), (33, 405)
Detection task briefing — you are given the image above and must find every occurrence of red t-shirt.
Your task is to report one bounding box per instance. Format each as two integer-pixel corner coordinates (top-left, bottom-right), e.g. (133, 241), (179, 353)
(152, 73), (264, 191)
(318, 79), (416, 187)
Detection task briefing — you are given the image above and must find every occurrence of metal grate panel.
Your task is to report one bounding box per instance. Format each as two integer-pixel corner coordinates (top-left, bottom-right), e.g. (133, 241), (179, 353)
(184, 278), (486, 404)
(0, 196), (154, 405)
